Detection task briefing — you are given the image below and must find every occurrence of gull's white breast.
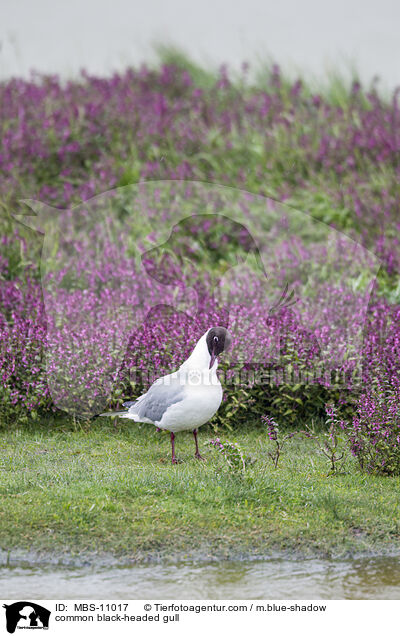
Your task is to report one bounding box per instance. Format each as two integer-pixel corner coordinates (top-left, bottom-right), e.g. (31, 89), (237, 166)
(157, 380), (223, 433)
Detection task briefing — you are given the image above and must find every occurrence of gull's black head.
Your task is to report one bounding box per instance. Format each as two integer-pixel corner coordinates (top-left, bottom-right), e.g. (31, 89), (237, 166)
(206, 327), (232, 369)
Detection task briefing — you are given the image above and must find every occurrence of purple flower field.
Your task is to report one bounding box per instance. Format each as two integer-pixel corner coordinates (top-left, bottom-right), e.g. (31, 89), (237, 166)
(1, 57), (400, 472)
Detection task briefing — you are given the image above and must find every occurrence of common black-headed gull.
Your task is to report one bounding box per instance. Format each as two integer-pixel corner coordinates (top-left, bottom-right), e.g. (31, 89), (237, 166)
(101, 327), (231, 463)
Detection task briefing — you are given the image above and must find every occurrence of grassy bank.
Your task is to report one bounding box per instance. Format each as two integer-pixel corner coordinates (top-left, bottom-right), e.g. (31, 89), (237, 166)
(1, 419), (399, 563)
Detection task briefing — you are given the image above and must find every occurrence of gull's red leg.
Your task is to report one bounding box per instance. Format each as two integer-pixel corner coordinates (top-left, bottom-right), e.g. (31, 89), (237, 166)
(171, 431), (178, 465)
(193, 428), (205, 460)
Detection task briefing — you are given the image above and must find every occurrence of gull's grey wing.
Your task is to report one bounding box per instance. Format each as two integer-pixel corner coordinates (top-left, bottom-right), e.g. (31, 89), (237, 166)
(128, 373), (185, 423)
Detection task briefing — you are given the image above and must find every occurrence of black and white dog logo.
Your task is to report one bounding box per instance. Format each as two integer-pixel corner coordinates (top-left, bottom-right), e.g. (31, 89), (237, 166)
(3, 602), (50, 633)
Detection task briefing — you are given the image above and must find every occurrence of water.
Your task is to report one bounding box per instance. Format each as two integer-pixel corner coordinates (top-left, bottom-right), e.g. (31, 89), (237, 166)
(2, 0), (400, 90)
(1, 557), (400, 599)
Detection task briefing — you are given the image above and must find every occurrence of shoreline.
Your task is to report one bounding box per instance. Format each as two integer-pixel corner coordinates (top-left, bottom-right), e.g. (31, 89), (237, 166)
(3, 544), (400, 570)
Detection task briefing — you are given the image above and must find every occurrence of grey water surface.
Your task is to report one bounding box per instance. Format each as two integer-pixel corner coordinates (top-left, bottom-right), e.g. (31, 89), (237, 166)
(2, 0), (400, 91)
(1, 556), (400, 599)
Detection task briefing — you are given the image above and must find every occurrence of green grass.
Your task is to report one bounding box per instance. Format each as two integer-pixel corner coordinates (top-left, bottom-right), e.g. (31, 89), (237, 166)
(1, 419), (400, 563)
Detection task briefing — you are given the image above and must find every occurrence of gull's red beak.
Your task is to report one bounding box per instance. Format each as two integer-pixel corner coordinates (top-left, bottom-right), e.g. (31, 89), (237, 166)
(209, 344), (217, 369)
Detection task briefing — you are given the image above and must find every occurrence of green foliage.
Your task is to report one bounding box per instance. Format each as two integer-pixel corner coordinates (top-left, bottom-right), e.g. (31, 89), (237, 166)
(155, 45), (218, 90)
(206, 437), (254, 474)
(346, 377), (400, 476)
(1, 56), (398, 432)
(263, 415), (298, 469)
(1, 422), (400, 558)
(303, 410), (348, 474)
(286, 190), (353, 230)
(213, 381), (344, 429)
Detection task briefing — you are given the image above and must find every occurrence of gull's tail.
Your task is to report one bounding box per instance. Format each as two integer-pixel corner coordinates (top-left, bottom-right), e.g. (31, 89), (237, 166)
(99, 410), (128, 417)
(99, 400), (144, 420)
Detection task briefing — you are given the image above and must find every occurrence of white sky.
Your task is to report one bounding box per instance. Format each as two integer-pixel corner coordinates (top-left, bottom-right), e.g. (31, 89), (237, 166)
(1, 0), (400, 89)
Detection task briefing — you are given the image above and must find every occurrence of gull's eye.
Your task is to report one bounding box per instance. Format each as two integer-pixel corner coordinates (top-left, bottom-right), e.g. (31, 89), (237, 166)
(213, 336), (218, 343)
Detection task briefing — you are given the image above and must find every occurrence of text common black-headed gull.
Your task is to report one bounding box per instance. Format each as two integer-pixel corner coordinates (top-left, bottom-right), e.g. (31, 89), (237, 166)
(101, 327), (231, 463)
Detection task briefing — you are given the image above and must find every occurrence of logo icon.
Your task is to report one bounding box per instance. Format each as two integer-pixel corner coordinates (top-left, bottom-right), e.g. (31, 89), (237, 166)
(2, 602), (51, 633)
